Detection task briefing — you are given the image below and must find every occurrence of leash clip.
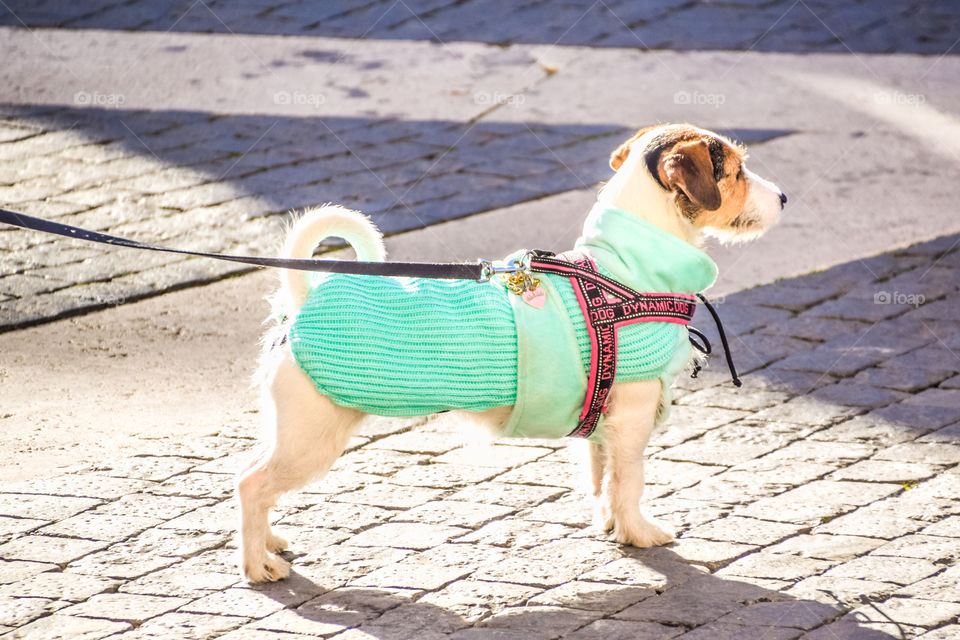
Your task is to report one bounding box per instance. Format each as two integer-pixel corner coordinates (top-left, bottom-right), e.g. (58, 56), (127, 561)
(477, 250), (535, 283)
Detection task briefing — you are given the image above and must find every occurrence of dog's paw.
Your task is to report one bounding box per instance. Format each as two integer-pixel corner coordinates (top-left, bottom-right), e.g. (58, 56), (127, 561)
(243, 553), (291, 583)
(612, 516), (675, 548)
(266, 531), (289, 553)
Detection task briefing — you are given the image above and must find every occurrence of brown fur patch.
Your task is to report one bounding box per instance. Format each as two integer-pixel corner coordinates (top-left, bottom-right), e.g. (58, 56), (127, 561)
(611, 124), (749, 230)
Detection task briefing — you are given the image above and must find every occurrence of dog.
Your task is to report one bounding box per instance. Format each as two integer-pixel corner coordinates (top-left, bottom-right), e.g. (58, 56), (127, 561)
(238, 123), (786, 582)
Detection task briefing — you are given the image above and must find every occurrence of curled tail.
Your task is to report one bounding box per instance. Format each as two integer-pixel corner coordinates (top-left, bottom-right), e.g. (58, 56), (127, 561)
(282, 204), (386, 307)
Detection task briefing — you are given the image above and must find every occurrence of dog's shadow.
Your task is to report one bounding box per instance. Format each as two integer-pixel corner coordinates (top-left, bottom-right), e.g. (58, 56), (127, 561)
(247, 545), (902, 638)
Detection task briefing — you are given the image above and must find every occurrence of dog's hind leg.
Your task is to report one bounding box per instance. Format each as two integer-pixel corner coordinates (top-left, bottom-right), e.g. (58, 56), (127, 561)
(237, 354), (362, 582)
(599, 380), (675, 548)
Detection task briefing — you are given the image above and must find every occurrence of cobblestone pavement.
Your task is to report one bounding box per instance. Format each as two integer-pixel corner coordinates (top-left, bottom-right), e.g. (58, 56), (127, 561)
(2, 0), (959, 329)
(3, 0), (957, 53)
(1, 235), (959, 639)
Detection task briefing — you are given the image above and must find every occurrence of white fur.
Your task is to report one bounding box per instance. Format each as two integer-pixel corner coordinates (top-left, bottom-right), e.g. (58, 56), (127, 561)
(237, 125), (784, 582)
(281, 204), (386, 308)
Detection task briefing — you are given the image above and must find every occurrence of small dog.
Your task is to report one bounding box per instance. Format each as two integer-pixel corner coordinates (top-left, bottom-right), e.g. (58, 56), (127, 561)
(238, 123), (786, 582)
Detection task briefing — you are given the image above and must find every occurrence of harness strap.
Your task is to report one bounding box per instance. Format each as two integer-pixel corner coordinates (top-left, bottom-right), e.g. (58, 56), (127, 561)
(528, 251), (696, 438)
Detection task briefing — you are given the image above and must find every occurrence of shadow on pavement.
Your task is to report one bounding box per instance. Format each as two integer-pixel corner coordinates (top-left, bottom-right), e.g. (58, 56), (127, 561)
(1, 0), (955, 55)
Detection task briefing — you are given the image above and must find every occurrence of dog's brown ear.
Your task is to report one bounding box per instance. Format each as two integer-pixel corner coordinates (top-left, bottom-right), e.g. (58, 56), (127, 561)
(659, 139), (722, 211)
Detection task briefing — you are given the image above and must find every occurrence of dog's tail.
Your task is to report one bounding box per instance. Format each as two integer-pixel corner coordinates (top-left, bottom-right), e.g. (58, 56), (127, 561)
(282, 204), (386, 307)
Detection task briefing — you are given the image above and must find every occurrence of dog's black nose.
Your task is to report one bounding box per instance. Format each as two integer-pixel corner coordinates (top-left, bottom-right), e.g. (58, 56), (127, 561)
(779, 192), (788, 206)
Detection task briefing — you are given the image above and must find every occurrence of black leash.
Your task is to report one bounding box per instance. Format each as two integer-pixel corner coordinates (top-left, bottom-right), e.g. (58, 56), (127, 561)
(0, 208), (486, 280)
(0, 206), (742, 386)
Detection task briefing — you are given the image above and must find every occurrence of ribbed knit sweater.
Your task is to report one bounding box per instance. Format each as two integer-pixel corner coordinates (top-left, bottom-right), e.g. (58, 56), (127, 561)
(288, 205), (718, 438)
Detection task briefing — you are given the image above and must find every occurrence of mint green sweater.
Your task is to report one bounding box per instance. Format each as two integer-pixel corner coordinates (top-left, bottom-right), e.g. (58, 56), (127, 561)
(289, 205), (718, 438)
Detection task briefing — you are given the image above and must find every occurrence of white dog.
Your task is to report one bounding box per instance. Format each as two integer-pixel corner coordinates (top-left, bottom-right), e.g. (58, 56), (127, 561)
(238, 123), (786, 582)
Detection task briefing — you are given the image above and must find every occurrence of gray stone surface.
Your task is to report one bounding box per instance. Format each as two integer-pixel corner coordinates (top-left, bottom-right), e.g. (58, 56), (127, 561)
(1, 3), (960, 639)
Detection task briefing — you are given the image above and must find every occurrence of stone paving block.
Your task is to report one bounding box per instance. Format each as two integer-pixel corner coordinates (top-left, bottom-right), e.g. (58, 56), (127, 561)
(88, 455), (200, 482)
(851, 366), (954, 393)
(109, 612), (248, 639)
(364, 431), (470, 456)
(787, 575), (899, 607)
(810, 383), (909, 408)
(873, 442), (960, 466)
(849, 596), (960, 629)
(295, 586), (421, 631)
(919, 516), (960, 538)
(566, 618), (684, 640)
(474, 538), (620, 588)
(0, 595), (64, 627)
(917, 625), (960, 640)
(446, 482), (566, 509)
(146, 471), (234, 499)
(751, 397), (861, 427)
(389, 500), (514, 529)
(684, 516), (807, 547)
(278, 501), (394, 533)
(432, 444), (553, 469)
(613, 588), (741, 627)
(518, 493), (592, 528)
(0, 570), (116, 601)
(0, 560), (58, 586)
(387, 463), (501, 489)
(871, 534), (960, 563)
(823, 555), (941, 586)
(416, 579), (541, 624)
(803, 617), (925, 639)
(330, 483), (445, 510)
(91, 493), (215, 521)
(0, 517), (46, 539)
(120, 562), (239, 599)
(491, 461), (581, 489)
(2, 613), (131, 639)
(180, 586), (292, 618)
(830, 460), (942, 484)
(894, 565), (960, 602)
(351, 543), (507, 591)
(677, 387), (789, 412)
(61, 592), (191, 622)
(735, 480), (901, 525)
(0, 494), (101, 521)
(343, 522), (470, 550)
(39, 512), (161, 542)
(715, 599), (842, 630)
(527, 579), (654, 612)
(0, 535), (108, 565)
(767, 534), (886, 562)
(479, 604), (601, 636)
(810, 415), (929, 446)
(458, 518), (579, 549)
(716, 552), (835, 582)
(761, 440), (876, 466)
(331, 448), (429, 476)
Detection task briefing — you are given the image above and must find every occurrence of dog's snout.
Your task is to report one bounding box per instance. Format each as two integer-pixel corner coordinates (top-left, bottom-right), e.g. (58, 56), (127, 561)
(779, 192), (788, 207)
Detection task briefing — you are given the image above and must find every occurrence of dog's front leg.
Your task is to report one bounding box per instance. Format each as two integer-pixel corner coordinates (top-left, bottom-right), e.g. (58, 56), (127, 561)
(597, 380), (674, 547)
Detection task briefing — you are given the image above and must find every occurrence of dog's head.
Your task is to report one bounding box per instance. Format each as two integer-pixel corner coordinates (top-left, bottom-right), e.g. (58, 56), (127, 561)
(609, 124), (785, 243)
